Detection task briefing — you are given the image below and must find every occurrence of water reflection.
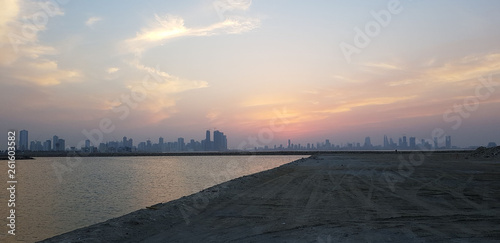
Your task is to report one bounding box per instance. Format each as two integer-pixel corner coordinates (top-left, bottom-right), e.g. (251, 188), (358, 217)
(0, 155), (305, 242)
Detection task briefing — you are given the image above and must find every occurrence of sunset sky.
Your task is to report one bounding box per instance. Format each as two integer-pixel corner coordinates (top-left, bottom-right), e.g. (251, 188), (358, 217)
(1, 0), (500, 149)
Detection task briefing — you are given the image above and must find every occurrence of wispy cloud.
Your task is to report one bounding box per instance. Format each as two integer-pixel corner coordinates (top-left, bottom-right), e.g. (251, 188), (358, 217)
(312, 96), (417, 114)
(85, 16), (102, 27)
(0, 1), (64, 60)
(0, 0), (79, 86)
(122, 14), (260, 55)
(128, 60), (209, 93)
(362, 62), (401, 70)
(111, 61), (209, 124)
(12, 59), (81, 86)
(106, 67), (119, 74)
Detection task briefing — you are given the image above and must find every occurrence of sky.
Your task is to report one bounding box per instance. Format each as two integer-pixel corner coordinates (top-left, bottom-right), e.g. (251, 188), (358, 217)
(1, 0), (500, 150)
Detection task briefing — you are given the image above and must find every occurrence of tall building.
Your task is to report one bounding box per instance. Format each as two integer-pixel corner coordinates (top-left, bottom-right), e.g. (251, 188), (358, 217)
(363, 137), (372, 149)
(213, 130), (227, 151)
(58, 139), (65, 151)
(19, 130), (28, 151)
(31, 141), (42, 151)
(409, 137), (416, 149)
(43, 140), (51, 151)
(204, 130), (212, 151)
(30, 141), (36, 151)
(177, 137), (185, 151)
(128, 138), (133, 150)
(383, 135), (389, 149)
(445, 136), (451, 149)
(53, 135), (59, 151)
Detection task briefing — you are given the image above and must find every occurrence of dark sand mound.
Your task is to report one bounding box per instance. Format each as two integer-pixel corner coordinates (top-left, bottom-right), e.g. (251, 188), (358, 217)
(467, 146), (500, 159)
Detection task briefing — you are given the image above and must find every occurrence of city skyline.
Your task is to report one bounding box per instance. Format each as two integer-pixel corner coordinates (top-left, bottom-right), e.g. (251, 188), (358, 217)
(1, 1), (500, 150)
(9, 128), (497, 152)
(11, 129), (229, 152)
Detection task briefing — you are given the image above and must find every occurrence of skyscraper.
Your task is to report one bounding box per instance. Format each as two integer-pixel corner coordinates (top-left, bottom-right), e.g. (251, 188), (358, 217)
(213, 130), (227, 151)
(19, 130), (28, 151)
(364, 137), (372, 149)
(383, 135), (389, 148)
(53, 135), (59, 151)
(43, 140), (51, 151)
(445, 136), (451, 149)
(204, 130), (211, 151)
(409, 137), (416, 149)
(58, 139), (65, 151)
(178, 137), (185, 151)
(325, 139), (331, 149)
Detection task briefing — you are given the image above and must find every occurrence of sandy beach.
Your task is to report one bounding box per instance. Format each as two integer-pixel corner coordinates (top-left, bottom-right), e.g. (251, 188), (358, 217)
(41, 152), (499, 242)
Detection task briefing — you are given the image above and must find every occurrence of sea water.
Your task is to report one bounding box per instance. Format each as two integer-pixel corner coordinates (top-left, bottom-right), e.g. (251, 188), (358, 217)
(0, 155), (305, 242)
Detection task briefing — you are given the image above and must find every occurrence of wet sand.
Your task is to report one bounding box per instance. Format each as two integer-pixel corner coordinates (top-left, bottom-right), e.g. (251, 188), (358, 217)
(41, 153), (500, 242)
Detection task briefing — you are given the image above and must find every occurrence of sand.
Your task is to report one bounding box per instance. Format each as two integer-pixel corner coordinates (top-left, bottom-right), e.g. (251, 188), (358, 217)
(40, 152), (500, 242)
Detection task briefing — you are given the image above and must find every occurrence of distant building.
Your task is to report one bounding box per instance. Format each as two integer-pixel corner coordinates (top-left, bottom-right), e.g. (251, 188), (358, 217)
(383, 135), (389, 149)
(53, 135), (59, 151)
(43, 140), (51, 151)
(213, 130), (227, 151)
(204, 130), (212, 151)
(487, 142), (497, 148)
(19, 130), (29, 151)
(30, 141), (42, 151)
(178, 137), (185, 151)
(445, 136), (451, 149)
(409, 137), (416, 149)
(363, 137), (372, 149)
(99, 143), (107, 152)
(325, 139), (331, 149)
(58, 139), (65, 151)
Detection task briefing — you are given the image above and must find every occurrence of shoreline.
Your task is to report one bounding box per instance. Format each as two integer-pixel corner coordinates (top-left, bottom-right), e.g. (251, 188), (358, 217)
(40, 152), (499, 242)
(3, 149), (474, 159)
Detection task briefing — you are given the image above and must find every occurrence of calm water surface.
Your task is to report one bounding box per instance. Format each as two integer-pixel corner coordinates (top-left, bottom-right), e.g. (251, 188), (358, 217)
(0, 155), (305, 242)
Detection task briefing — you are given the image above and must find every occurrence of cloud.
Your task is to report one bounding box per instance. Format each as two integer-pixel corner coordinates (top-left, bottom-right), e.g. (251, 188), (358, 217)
(11, 59), (81, 86)
(426, 53), (500, 83)
(362, 62), (401, 70)
(312, 96), (417, 114)
(0, 0), (64, 63)
(0, 0), (20, 35)
(109, 61), (209, 124)
(85, 16), (102, 27)
(0, 0), (79, 87)
(122, 14), (260, 55)
(232, 51), (500, 133)
(107, 67), (119, 74)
